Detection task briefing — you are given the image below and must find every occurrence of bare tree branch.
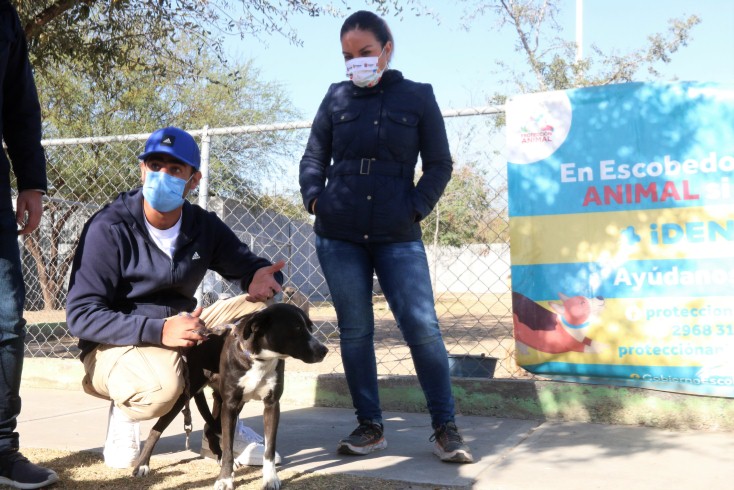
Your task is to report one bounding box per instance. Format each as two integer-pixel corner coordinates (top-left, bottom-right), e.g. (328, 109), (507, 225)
(465, 0), (700, 94)
(500, 0), (548, 91)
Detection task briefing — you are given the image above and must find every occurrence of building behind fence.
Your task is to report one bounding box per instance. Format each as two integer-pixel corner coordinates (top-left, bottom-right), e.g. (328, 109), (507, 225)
(18, 107), (521, 378)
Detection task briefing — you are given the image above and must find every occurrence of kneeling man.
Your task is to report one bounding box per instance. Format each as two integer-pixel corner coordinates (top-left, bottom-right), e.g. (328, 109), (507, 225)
(66, 127), (283, 468)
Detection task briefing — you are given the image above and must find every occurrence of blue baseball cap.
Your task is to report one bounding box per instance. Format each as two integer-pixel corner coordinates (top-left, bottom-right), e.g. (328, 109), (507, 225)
(138, 127), (201, 170)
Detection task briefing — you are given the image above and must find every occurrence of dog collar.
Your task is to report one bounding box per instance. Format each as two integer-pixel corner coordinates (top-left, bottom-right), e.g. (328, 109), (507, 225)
(561, 317), (589, 329)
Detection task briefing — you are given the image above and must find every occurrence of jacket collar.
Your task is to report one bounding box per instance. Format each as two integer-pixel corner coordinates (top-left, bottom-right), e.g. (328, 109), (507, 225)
(350, 69), (404, 96)
(121, 188), (198, 246)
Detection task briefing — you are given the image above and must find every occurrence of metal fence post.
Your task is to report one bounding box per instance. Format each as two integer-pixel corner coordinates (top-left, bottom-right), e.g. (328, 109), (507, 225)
(198, 125), (211, 211)
(195, 125), (211, 307)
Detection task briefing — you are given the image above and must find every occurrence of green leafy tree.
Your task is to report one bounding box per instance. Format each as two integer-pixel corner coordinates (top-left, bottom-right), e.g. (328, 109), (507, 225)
(423, 162), (508, 247)
(13, 0), (427, 309)
(256, 192), (312, 222)
(16, 0), (318, 78)
(12, 0), (424, 81)
(26, 37), (299, 309)
(37, 35), (299, 199)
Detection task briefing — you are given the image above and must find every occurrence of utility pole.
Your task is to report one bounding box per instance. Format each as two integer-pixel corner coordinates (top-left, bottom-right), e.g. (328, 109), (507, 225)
(576, 0), (584, 63)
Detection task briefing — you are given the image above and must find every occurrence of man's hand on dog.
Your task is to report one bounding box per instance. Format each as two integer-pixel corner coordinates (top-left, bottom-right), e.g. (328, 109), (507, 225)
(247, 260), (285, 302)
(162, 307), (206, 347)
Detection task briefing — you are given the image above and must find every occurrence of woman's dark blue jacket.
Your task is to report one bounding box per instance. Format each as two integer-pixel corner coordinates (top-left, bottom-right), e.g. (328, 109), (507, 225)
(299, 70), (452, 243)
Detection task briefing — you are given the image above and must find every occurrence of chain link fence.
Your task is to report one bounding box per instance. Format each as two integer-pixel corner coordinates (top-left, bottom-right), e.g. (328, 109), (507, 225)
(19, 106), (522, 378)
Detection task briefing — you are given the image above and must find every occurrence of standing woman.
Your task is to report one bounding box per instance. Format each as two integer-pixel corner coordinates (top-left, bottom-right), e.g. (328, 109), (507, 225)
(299, 10), (473, 464)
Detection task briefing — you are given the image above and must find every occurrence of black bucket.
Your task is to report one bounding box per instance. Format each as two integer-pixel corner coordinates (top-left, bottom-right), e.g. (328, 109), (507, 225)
(447, 354), (497, 378)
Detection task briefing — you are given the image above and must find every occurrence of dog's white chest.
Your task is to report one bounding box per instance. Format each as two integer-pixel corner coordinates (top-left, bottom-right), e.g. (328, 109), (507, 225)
(237, 359), (278, 401)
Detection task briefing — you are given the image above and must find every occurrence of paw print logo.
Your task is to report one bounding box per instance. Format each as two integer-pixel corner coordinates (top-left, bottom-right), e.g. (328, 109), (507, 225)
(621, 226), (641, 245)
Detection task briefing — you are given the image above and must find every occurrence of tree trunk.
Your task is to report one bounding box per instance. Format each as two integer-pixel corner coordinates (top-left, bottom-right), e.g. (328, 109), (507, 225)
(23, 232), (56, 310)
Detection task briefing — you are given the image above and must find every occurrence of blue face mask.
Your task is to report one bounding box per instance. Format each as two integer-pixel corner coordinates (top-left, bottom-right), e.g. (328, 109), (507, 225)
(142, 170), (191, 212)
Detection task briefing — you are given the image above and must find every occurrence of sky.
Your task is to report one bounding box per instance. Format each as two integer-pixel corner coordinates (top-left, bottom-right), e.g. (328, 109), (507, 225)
(227, 0), (734, 119)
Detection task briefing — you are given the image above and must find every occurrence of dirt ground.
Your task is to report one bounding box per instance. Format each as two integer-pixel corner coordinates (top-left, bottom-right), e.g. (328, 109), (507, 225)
(0, 448), (462, 490)
(24, 309), (67, 324)
(22, 293), (523, 379)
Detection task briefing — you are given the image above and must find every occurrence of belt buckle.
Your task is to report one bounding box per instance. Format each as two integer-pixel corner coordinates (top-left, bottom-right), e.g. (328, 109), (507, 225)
(360, 158), (372, 175)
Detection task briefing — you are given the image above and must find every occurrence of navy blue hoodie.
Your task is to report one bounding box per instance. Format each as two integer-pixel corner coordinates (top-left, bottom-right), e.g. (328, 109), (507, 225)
(66, 188), (280, 359)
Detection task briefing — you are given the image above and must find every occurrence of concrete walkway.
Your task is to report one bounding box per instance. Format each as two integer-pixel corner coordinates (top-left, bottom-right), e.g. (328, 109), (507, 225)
(14, 387), (734, 489)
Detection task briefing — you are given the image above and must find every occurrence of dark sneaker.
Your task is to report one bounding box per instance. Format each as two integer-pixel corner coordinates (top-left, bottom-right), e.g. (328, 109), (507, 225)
(430, 422), (474, 463)
(0, 452), (59, 489)
(337, 421), (387, 455)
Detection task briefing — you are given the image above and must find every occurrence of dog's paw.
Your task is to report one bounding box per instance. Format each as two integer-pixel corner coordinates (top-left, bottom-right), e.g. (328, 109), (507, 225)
(262, 477), (281, 490)
(132, 465), (150, 478)
(213, 476), (234, 490)
(262, 462), (280, 490)
(262, 475), (281, 490)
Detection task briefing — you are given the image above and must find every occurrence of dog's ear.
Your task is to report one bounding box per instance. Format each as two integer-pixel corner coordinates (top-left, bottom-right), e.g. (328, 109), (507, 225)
(297, 308), (315, 332)
(237, 310), (265, 339)
(549, 301), (564, 315)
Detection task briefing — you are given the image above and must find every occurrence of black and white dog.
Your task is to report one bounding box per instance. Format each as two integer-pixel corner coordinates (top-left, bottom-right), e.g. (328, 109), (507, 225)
(131, 303), (327, 490)
(214, 302), (327, 490)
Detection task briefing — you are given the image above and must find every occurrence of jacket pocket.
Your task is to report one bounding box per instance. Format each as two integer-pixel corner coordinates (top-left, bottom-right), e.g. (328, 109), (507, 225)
(332, 110), (360, 125)
(315, 176), (358, 229)
(332, 110), (361, 157)
(387, 110), (419, 127)
(385, 110), (420, 160)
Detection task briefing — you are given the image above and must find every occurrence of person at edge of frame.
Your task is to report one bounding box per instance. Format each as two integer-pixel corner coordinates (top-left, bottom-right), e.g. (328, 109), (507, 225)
(0, 1), (61, 488)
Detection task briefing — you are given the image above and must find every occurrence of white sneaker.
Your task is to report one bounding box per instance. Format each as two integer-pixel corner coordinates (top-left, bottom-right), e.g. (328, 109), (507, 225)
(103, 402), (140, 469)
(200, 420), (281, 466)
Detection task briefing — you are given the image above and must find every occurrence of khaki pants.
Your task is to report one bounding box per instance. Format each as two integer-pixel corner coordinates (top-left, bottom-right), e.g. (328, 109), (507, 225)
(81, 295), (267, 421)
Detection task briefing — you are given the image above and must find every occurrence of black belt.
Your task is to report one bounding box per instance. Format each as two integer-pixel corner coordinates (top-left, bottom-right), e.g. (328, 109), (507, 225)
(328, 158), (414, 179)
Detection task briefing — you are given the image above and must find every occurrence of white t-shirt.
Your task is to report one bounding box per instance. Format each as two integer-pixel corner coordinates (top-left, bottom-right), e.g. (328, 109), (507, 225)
(144, 215), (182, 259)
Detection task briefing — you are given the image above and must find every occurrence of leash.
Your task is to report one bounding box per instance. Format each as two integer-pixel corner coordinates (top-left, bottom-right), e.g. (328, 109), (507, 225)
(178, 317), (236, 451)
(181, 349), (193, 450)
(176, 312), (196, 450)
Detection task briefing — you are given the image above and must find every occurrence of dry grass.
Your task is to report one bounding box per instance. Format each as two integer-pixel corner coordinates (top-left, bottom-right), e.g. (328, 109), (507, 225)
(0, 448), (459, 490)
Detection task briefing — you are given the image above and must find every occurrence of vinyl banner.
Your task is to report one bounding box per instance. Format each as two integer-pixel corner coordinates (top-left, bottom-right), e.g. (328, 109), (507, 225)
(507, 82), (734, 397)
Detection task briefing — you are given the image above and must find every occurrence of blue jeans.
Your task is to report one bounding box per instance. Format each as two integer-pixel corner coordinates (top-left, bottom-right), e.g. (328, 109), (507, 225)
(0, 210), (26, 455)
(316, 236), (455, 429)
